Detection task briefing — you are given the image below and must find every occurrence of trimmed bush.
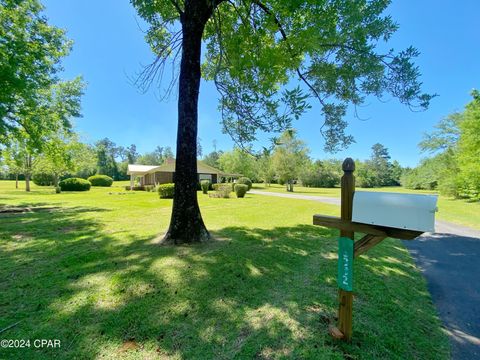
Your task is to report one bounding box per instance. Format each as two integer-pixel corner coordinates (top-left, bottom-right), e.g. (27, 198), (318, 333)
(237, 177), (252, 191)
(59, 178), (91, 191)
(158, 183), (175, 199)
(144, 185), (156, 192)
(32, 172), (54, 186)
(234, 184), (248, 198)
(200, 180), (210, 194)
(87, 175), (113, 187)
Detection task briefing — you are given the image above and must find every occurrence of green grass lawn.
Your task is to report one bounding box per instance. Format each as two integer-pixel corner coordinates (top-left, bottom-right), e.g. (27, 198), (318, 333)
(254, 183), (480, 230)
(0, 181), (449, 359)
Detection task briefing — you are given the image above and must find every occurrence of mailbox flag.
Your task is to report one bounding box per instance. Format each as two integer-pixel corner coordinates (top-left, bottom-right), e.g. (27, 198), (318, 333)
(337, 237), (354, 291)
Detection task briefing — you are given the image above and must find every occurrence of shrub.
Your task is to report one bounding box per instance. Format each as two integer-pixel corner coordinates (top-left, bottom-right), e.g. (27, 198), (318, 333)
(89, 174), (114, 187)
(237, 177), (252, 190)
(213, 182), (235, 192)
(87, 174), (113, 187)
(234, 184), (248, 198)
(158, 183), (175, 199)
(59, 178), (91, 191)
(144, 185), (156, 192)
(125, 186), (145, 191)
(200, 180), (210, 194)
(209, 184), (231, 198)
(32, 172), (54, 186)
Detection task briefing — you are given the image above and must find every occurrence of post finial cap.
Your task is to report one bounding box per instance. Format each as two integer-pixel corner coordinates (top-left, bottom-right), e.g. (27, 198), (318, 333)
(342, 158), (355, 172)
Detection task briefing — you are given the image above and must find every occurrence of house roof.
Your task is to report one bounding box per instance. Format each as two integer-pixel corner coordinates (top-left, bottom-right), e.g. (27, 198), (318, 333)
(154, 159), (224, 174)
(127, 159), (229, 176)
(127, 164), (161, 175)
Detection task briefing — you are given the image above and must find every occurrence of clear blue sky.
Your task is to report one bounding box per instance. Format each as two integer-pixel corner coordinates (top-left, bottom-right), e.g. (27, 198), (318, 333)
(43, 0), (479, 167)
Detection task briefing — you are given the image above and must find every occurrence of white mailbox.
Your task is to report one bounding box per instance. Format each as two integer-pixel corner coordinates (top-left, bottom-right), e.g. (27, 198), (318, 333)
(352, 191), (438, 232)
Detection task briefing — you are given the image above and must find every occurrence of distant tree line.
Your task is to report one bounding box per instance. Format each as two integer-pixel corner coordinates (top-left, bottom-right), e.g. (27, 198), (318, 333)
(202, 130), (403, 192)
(0, 135), (176, 189)
(401, 91), (480, 200)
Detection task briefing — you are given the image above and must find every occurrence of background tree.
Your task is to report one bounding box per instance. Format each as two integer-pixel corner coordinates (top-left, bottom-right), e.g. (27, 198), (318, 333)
(69, 142), (97, 179)
(2, 139), (25, 189)
(272, 130), (309, 192)
(95, 138), (121, 179)
(5, 135), (36, 191)
(257, 148), (275, 186)
(34, 135), (89, 188)
(202, 149), (223, 169)
(356, 143), (401, 187)
(419, 112), (462, 153)
(218, 147), (258, 181)
(300, 159), (340, 188)
(137, 146), (174, 165)
(197, 137), (203, 158)
(456, 90), (480, 199)
(125, 144), (139, 164)
(132, 0), (434, 244)
(1, 76), (84, 191)
(0, 0), (81, 146)
(370, 143), (392, 186)
(403, 91), (479, 199)
(401, 155), (446, 191)
(389, 160), (403, 186)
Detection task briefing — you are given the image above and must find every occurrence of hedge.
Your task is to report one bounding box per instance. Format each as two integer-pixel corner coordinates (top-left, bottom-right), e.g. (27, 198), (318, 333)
(87, 175), (113, 187)
(158, 183), (175, 199)
(213, 182), (235, 192)
(209, 184), (231, 198)
(59, 178), (91, 191)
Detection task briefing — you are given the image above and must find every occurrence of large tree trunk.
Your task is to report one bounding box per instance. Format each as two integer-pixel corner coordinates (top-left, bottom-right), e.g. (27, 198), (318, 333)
(15, 173), (18, 189)
(162, 3), (212, 245)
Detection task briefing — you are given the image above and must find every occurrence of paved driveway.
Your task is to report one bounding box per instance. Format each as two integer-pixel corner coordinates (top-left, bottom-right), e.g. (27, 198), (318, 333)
(251, 189), (480, 359)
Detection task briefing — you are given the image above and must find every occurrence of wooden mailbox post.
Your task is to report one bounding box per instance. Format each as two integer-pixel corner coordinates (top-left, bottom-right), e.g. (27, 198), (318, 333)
(313, 158), (438, 341)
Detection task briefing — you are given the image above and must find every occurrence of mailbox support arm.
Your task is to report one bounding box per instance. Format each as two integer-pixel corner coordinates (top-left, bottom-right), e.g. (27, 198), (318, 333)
(354, 234), (387, 257)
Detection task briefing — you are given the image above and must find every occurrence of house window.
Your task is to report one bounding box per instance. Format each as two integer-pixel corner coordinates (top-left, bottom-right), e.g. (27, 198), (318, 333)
(199, 174), (212, 182)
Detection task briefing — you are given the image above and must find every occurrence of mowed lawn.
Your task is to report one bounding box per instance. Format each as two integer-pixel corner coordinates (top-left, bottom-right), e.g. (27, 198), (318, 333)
(254, 183), (480, 230)
(0, 181), (449, 359)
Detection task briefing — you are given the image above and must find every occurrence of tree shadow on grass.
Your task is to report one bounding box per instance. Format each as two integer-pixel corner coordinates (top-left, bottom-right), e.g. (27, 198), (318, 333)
(0, 214), (449, 359)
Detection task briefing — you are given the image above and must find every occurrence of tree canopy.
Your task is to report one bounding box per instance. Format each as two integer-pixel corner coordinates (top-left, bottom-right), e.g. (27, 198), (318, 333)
(272, 130), (309, 191)
(133, 0), (434, 152)
(403, 90), (480, 199)
(0, 0), (81, 145)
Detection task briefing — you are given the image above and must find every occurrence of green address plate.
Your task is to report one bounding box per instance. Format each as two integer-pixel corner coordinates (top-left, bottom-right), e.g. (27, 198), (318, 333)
(337, 237), (353, 291)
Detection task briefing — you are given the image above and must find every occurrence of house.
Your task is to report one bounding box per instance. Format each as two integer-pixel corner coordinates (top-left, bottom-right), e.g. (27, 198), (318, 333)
(127, 159), (241, 189)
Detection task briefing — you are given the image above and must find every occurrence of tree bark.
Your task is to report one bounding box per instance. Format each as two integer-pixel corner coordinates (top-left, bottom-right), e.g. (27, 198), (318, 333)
(15, 173), (18, 189)
(25, 154), (31, 192)
(162, 2), (212, 245)
(286, 180), (294, 192)
(25, 174), (30, 192)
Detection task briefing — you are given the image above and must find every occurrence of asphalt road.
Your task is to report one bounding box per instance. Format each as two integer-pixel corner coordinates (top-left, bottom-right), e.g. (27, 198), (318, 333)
(251, 189), (480, 359)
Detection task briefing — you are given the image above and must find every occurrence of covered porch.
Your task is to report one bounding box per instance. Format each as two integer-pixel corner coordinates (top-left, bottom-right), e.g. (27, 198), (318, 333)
(126, 164), (161, 189)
